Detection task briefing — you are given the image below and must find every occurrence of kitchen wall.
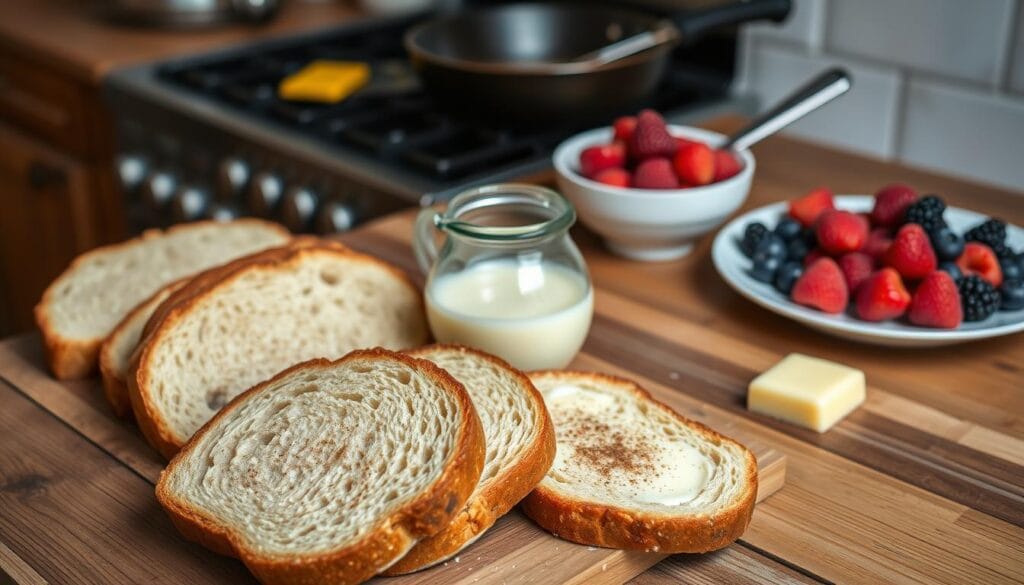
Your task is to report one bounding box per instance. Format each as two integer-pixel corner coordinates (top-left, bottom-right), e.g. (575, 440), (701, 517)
(735, 0), (1024, 193)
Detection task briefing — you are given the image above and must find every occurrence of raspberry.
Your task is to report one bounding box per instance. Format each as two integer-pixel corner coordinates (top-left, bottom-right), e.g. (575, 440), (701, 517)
(628, 110), (678, 161)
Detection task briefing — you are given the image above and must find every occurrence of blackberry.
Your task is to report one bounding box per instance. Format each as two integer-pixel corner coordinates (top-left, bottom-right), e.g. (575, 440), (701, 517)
(741, 222), (769, 257)
(958, 275), (1000, 322)
(903, 195), (946, 231)
(964, 219), (1008, 257)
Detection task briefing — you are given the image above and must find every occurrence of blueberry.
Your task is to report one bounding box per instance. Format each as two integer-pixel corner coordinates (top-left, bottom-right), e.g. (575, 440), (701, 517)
(774, 261), (803, 294)
(774, 217), (803, 241)
(754, 233), (788, 262)
(741, 222), (769, 257)
(787, 238), (809, 261)
(802, 227), (817, 247)
(939, 261), (963, 281)
(1000, 256), (1023, 282)
(928, 226), (964, 262)
(999, 278), (1024, 311)
(750, 251), (782, 284)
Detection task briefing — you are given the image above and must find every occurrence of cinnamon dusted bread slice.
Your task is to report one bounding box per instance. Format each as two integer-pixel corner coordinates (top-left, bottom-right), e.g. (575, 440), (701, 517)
(129, 240), (429, 459)
(521, 371), (758, 553)
(156, 349), (486, 585)
(384, 345), (556, 574)
(36, 219), (290, 379)
(99, 279), (187, 418)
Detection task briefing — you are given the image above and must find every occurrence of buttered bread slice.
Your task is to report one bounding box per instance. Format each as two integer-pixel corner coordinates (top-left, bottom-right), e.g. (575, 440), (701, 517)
(522, 371), (757, 553)
(156, 349), (486, 585)
(129, 240), (429, 459)
(385, 345), (556, 574)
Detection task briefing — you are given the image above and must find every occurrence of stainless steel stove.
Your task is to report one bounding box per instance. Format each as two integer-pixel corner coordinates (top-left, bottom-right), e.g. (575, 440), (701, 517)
(105, 11), (752, 235)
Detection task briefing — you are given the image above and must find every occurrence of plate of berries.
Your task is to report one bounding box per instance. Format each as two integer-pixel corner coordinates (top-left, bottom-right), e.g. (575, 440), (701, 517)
(711, 185), (1024, 346)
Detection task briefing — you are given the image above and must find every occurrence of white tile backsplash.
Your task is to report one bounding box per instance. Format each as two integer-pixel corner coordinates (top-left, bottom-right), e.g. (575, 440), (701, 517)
(745, 42), (901, 158)
(746, 0), (827, 48)
(900, 79), (1024, 191)
(826, 0), (1014, 86)
(738, 0), (1024, 194)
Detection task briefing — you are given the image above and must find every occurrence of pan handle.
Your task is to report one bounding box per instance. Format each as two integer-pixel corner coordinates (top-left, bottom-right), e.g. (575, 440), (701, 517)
(667, 0), (792, 43)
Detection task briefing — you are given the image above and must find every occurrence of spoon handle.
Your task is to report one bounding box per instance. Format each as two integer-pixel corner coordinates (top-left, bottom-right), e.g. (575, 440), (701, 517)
(721, 68), (852, 152)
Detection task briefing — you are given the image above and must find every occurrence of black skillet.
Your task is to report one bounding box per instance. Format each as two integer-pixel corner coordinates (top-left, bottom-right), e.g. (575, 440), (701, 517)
(405, 0), (791, 124)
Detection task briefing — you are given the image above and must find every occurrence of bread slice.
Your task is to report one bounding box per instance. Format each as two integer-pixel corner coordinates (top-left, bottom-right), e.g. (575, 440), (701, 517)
(129, 240), (430, 459)
(521, 371), (758, 553)
(156, 348), (486, 585)
(36, 219), (290, 379)
(384, 345), (556, 574)
(99, 279), (188, 418)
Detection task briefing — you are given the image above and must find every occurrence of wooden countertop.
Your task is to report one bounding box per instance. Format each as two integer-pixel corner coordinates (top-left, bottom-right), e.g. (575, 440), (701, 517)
(0, 119), (1022, 584)
(0, 0), (363, 83)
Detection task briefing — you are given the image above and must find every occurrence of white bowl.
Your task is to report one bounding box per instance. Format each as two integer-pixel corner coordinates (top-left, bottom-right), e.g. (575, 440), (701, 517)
(553, 125), (754, 261)
(712, 195), (1024, 347)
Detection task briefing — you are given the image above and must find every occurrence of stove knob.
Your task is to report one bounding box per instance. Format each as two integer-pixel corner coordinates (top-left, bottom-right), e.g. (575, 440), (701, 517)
(140, 171), (177, 211)
(117, 154), (148, 193)
(247, 171), (283, 217)
(207, 202), (241, 222)
(170, 186), (209, 222)
(281, 186), (319, 232)
(217, 157), (250, 200)
(317, 201), (357, 234)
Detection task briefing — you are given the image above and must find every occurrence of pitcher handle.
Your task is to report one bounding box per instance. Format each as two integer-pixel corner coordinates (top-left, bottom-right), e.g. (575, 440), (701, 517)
(413, 206), (442, 276)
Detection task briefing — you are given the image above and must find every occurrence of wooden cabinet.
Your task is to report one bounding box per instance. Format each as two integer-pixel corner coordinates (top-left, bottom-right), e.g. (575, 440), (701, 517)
(0, 122), (100, 333)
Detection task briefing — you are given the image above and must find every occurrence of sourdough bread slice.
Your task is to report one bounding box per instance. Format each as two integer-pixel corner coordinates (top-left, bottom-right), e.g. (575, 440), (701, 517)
(521, 371), (758, 553)
(99, 279), (187, 418)
(129, 240), (429, 459)
(384, 345), (556, 574)
(156, 349), (486, 585)
(36, 219), (290, 379)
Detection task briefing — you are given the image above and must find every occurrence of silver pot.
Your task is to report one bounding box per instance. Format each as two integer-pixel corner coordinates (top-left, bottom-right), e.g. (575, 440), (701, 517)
(99, 0), (281, 27)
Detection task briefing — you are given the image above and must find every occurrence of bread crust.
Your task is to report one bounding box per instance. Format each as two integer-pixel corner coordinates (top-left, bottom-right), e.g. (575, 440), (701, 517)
(128, 238), (428, 460)
(99, 278), (189, 419)
(35, 218), (289, 380)
(520, 370), (759, 554)
(384, 345), (557, 575)
(155, 348), (486, 585)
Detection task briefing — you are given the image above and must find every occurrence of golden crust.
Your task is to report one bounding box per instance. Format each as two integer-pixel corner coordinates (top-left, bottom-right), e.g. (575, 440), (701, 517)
(155, 348), (486, 585)
(519, 370), (759, 554)
(35, 218), (289, 380)
(128, 238), (428, 460)
(384, 344), (557, 575)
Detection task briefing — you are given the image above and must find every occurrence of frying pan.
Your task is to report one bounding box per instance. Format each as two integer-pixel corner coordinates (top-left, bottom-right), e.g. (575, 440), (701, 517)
(405, 0), (791, 124)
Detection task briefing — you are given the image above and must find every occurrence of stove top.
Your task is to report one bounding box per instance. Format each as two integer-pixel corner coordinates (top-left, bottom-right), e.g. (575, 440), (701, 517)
(105, 12), (753, 233)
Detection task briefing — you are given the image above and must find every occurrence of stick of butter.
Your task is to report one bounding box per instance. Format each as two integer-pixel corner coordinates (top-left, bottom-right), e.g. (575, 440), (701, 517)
(278, 60), (370, 103)
(748, 353), (865, 432)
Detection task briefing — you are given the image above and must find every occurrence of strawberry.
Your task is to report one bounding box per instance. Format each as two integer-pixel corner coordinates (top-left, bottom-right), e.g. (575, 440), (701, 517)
(863, 227), (893, 261)
(673, 142), (714, 186)
(908, 271), (962, 328)
(885, 224), (937, 280)
(816, 210), (869, 255)
(593, 167), (631, 188)
(791, 257), (849, 314)
(579, 142), (626, 178)
(633, 158), (679, 189)
(713, 149), (743, 182)
(955, 242), (1003, 287)
(871, 183), (918, 227)
(838, 252), (875, 293)
(676, 136), (700, 150)
(613, 116), (637, 142)
(628, 109), (678, 160)
(788, 188), (835, 227)
(855, 268), (911, 321)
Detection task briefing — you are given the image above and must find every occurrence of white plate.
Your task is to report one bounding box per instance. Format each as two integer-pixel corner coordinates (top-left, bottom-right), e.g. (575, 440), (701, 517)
(711, 195), (1024, 347)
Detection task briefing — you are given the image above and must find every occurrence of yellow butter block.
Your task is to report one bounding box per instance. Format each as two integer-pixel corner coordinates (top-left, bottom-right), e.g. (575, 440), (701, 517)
(278, 60), (370, 103)
(748, 353), (865, 432)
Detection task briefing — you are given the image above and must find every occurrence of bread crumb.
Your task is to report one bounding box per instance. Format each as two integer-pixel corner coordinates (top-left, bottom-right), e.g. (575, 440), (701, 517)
(455, 556), (460, 563)
(669, 372), (680, 380)
(587, 546), (597, 551)
(602, 563), (608, 571)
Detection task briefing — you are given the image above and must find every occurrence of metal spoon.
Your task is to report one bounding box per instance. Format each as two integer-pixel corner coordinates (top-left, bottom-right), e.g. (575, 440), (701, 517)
(721, 68), (852, 151)
(571, 25), (678, 67)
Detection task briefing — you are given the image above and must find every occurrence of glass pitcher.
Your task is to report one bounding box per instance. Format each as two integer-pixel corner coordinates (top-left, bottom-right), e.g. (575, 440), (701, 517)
(413, 183), (593, 370)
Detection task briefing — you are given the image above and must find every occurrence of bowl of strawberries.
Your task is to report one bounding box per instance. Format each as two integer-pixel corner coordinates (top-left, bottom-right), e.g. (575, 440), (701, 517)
(553, 109), (753, 261)
(711, 184), (1024, 346)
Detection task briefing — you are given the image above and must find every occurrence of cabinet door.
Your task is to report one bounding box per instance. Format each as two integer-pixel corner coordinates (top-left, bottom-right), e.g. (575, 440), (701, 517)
(0, 122), (97, 334)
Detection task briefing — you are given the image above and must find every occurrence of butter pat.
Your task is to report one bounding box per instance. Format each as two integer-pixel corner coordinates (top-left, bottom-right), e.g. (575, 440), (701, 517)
(278, 60), (370, 103)
(748, 353), (865, 432)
